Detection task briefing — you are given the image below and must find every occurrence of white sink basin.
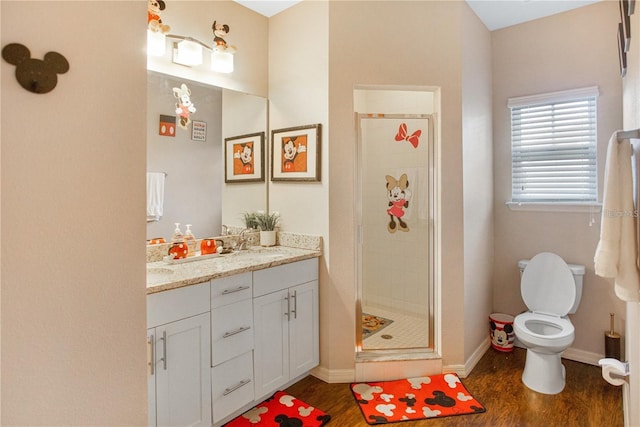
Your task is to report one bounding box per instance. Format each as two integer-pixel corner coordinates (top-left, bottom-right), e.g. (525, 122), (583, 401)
(147, 267), (175, 282)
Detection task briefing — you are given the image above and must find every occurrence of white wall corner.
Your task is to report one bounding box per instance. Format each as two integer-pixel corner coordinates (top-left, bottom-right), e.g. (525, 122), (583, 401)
(445, 337), (491, 378)
(311, 366), (355, 384)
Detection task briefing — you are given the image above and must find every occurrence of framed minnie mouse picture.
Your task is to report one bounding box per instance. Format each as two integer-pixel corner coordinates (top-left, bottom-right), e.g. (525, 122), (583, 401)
(224, 132), (265, 183)
(271, 123), (322, 181)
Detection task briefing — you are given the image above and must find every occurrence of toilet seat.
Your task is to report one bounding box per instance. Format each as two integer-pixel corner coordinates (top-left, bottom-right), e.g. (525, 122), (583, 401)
(514, 312), (574, 342)
(521, 252), (576, 316)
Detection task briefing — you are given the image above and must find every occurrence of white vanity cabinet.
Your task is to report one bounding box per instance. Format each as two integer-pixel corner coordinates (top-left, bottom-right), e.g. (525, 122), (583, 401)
(210, 273), (255, 423)
(252, 258), (319, 401)
(147, 282), (211, 427)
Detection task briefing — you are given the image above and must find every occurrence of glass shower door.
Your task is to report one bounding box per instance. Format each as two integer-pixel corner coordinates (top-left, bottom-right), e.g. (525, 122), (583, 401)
(357, 114), (434, 352)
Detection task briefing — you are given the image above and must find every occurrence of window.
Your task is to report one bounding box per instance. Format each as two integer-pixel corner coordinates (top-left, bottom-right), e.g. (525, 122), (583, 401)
(508, 86), (598, 205)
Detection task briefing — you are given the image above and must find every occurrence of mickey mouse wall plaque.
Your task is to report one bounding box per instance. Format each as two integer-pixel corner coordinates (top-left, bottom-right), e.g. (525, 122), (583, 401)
(2, 43), (69, 94)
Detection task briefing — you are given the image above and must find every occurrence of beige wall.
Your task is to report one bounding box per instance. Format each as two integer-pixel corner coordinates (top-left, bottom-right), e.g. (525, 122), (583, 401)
(492, 1), (626, 361)
(268, 0), (333, 378)
(622, 7), (640, 425)
(145, 1), (270, 233)
(147, 1), (268, 97)
(462, 4), (493, 364)
(328, 0), (467, 373)
(1, 2), (147, 425)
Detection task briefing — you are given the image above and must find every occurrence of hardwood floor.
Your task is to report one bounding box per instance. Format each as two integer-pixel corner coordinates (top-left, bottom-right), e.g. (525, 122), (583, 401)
(285, 347), (623, 426)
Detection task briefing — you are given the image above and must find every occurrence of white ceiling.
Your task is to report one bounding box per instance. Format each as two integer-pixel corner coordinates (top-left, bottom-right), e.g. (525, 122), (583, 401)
(466, 0), (601, 31)
(233, 0), (303, 17)
(234, 0), (601, 31)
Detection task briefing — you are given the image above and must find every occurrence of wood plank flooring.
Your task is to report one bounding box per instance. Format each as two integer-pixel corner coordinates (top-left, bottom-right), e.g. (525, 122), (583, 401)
(285, 347), (623, 426)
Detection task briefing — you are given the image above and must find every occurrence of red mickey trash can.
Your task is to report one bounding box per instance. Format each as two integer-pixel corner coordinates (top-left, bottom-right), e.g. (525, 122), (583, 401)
(489, 313), (515, 352)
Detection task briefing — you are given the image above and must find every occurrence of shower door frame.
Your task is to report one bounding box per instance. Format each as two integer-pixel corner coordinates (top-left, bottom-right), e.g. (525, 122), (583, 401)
(355, 113), (437, 359)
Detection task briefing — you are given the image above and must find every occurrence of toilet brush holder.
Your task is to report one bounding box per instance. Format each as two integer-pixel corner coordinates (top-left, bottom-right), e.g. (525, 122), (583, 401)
(605, 313), (621, 360)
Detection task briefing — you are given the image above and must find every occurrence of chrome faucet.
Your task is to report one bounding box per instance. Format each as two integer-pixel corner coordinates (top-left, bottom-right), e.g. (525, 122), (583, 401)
(221, 224), (229, 236)
(236, 228), (252, 251)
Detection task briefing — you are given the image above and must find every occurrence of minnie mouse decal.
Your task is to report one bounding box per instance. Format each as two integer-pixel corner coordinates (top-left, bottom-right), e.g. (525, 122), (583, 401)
(386, 173), (411, 233)
(173, 83), (196, 129)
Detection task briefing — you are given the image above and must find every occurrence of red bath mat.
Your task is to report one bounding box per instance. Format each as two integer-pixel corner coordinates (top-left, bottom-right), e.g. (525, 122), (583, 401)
(224, 390), (331, 427)
(351, 373), (485, 424)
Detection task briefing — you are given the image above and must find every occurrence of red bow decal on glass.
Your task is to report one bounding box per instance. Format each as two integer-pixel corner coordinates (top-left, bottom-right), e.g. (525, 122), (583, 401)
(394, 123), (421, 148)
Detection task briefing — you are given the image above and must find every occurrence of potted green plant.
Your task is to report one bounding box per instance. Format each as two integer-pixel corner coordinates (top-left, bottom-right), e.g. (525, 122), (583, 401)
(241, 211), (259, 229)
(253, 211), (280, 246)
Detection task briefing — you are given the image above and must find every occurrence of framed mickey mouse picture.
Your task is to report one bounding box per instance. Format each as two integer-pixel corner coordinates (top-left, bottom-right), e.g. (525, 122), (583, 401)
(224, 132), (265, 183)
(271, 123), (322, 182)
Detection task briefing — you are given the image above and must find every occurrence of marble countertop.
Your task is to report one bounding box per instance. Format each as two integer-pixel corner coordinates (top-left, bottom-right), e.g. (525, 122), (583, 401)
(147, 245), (321, 294)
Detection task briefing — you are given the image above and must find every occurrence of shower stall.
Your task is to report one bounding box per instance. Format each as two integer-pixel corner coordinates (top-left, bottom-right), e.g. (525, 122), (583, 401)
(355, 88), (437, 357)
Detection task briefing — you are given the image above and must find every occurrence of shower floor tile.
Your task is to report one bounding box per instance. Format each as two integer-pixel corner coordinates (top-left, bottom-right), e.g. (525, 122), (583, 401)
(362, 306), (429, 350)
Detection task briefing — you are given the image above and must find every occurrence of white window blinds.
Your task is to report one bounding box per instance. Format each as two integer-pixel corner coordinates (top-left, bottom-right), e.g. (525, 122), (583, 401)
(508, 86), (598, 203)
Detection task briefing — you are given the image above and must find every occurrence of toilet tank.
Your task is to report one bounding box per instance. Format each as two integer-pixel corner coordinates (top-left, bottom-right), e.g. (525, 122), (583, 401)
(518, 259), (585, 314)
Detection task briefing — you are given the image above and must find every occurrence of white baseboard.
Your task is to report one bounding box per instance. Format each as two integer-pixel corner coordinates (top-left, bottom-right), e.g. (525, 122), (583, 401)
(444, 337), (490, 378)
(513, 340), (603, 366)
(562, 347), (603, 366)
(311, 365), (355, 383)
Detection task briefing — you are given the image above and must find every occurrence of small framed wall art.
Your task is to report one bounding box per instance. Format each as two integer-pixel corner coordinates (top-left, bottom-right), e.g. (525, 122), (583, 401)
(224, 132), (265, 183)
(271, 123), (322, 182)
(191, 120), (207, 141)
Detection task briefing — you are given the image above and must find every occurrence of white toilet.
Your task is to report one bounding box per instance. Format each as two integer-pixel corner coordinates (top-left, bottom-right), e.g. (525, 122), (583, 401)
(513, 252), (585, 395)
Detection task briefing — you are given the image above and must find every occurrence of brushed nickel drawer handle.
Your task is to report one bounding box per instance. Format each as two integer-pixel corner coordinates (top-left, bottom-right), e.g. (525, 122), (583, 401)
(221, 285), (250, 295)
(147, 334), (154, 376)
(222, 326), (251, 338)
(223, 378), (251, 396)
(160, 330), (167, 370)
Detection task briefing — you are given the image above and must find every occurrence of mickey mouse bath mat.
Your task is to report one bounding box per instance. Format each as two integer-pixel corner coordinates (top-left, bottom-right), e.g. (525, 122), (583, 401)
(351, 374), (485, 425)
(224, 390), (331, 427)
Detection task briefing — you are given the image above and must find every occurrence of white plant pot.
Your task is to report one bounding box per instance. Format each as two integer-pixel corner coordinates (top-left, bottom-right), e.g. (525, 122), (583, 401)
(260, 230), (276, 247)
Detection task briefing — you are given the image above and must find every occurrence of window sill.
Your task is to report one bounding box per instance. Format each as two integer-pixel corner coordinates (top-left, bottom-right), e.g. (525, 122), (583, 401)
(506, 202), (602, 213)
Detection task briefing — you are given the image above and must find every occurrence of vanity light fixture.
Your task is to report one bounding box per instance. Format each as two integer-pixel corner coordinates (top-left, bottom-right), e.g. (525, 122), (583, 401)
(211, 49), (234, 73)
(147, 33), (234, 73)
(173, 37), (205, 67)
(147, 29), (167, 56)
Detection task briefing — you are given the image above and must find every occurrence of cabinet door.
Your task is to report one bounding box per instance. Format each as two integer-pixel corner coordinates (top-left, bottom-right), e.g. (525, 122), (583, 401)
(253, 289), (289, 401)
(155, 313), (211, 427)
(288, 281), (319, 379)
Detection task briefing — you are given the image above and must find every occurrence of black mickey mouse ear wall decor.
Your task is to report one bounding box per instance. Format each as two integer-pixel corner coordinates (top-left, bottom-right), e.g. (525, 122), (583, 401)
(2, 43), (69, 94)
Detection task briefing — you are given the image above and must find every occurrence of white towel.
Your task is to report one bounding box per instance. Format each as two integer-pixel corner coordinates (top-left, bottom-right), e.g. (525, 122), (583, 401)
(146, 172), (165, 221)
(594, 132), (640, 301)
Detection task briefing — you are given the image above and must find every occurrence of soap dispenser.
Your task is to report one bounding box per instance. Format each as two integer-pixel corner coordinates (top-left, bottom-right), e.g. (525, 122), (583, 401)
(171, 223), (184, 243)
(184, 224), (196, 257)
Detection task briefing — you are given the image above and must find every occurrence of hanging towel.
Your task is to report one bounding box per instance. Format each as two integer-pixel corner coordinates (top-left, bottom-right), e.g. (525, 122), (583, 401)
(594, 132), (640, 302)
(147, 172), (165, 222)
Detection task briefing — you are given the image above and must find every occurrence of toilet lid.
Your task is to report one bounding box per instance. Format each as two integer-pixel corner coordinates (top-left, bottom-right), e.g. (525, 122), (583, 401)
(521, 252), (576, 316)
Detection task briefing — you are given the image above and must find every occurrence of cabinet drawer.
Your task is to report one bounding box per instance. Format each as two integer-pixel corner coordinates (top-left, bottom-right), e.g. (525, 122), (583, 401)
(212, 351), (254, 423)
(211, 299), (254, 366)
(211, 272), (252, 308)
(147, 282), (210, 328)
(253, 258), (318, 297)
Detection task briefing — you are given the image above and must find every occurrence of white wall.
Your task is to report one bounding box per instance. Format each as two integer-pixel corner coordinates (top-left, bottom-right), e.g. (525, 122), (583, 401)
(1, 2), (147, 424)
(221, 90), (269, 227)
(491, 1), (625, 363)
(462, 3), (493, 365)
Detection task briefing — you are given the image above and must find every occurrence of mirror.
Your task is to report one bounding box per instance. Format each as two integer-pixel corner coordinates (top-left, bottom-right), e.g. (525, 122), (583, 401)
(146, 71), (267, 241)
